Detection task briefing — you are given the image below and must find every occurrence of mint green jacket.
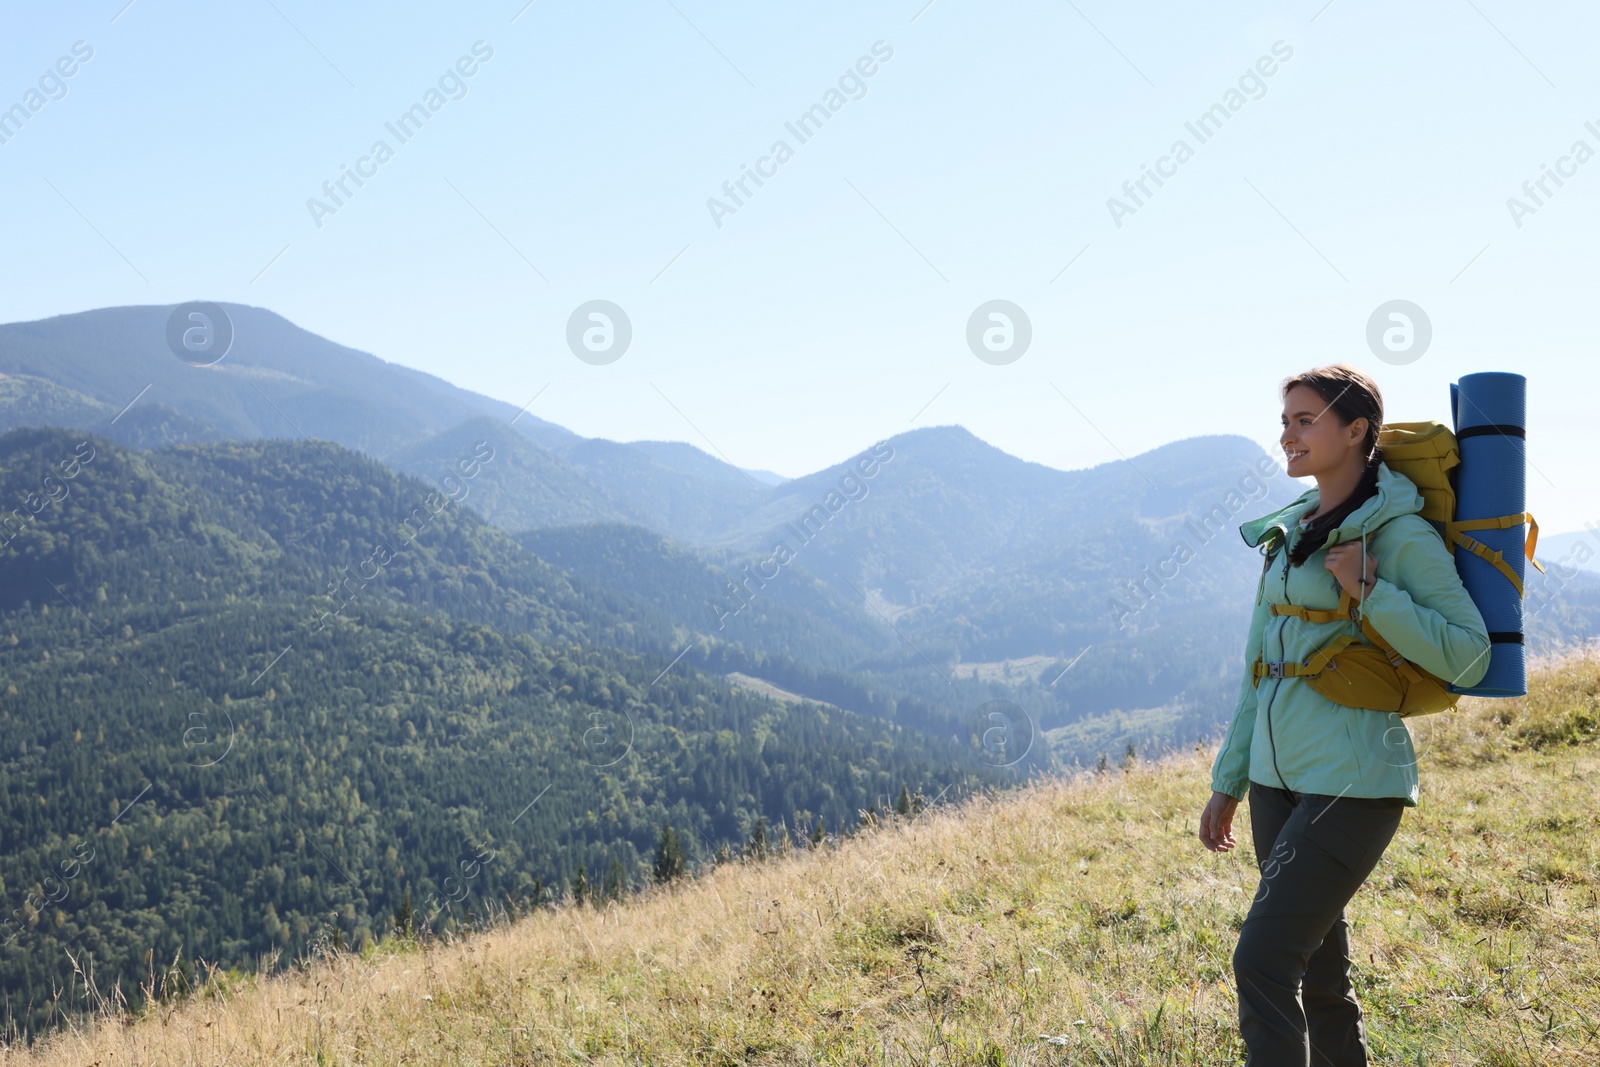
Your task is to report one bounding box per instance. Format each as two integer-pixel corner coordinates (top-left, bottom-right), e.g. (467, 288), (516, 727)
(1210, 462), (1491, 807)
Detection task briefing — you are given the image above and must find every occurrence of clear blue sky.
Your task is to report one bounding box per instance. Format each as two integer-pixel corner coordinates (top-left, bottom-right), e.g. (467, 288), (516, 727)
(1, 0), (1593, 534)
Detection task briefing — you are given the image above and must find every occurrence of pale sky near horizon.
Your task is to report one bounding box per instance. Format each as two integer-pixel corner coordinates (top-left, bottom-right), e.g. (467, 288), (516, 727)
(1, 1), (1595, 533)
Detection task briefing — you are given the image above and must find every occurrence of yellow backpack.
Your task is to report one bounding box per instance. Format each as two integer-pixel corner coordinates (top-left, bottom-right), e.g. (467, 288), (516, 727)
(1251, 421), (1543, 717)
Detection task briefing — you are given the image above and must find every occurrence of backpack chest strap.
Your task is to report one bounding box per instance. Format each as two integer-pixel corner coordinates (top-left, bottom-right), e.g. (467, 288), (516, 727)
(1268, 601), (1355, 625)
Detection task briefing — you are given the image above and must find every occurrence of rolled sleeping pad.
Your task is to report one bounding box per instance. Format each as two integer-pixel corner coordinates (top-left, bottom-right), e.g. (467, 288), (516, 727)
(1448, 371), (1528, 697)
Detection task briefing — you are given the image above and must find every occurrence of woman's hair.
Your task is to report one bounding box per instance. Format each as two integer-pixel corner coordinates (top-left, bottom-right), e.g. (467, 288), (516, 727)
(1283, 364), (1384, 567)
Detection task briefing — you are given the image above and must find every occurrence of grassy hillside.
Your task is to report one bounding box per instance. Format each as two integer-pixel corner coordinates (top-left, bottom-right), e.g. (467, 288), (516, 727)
(11, 652), (1596, 1065)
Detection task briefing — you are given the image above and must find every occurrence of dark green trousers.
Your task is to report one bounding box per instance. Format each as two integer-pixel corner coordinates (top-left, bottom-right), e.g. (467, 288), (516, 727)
(1233, 783), (1404, 1066)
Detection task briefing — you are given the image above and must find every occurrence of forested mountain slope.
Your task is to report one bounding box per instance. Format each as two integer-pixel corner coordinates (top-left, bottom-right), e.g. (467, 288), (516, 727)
(0, 427), (1020, 1036)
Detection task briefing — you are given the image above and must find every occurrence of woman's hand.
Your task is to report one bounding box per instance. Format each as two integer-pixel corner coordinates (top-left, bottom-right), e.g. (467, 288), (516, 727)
(1199, 790), (1240, 852)
(1325, 541), (1379, 599)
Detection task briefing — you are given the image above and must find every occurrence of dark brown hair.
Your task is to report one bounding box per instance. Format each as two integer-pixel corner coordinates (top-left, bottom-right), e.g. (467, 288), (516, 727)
(1283, 364), (1384, 566)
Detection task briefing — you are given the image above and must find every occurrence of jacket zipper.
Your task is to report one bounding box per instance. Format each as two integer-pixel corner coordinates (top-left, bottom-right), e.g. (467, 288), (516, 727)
(1264, 530), (1293, 794)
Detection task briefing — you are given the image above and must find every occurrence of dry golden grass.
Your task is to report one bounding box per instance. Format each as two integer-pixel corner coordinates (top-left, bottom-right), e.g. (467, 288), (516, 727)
(6, 650), (1599, 1066)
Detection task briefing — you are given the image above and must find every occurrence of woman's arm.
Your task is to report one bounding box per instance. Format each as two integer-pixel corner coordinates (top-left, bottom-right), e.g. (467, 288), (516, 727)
(1358, 516), (1493, 688)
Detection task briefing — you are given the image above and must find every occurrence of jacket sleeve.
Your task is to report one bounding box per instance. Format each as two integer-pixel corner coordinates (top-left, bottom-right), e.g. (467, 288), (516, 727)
(1359, 515), (1492, 688)
(1210, 580), (1271, 800)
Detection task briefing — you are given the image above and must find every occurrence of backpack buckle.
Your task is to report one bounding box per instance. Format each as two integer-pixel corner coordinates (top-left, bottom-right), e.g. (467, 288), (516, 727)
(1266, 661), (1287, 679)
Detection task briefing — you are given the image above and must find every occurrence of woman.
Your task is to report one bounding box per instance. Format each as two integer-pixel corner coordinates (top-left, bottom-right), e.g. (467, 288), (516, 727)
(1197, 364), (1491, 1066)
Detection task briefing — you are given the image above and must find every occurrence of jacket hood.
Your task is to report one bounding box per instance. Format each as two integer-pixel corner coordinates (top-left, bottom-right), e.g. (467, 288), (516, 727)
(1238, 461), (1425, 552)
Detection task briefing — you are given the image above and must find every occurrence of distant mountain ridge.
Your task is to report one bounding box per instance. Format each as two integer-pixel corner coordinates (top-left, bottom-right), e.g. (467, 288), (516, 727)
(4, 302), (1595, 753)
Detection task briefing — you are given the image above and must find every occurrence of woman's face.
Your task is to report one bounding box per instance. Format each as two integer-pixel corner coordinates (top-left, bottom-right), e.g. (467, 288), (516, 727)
(1280, 383), (1366, 478)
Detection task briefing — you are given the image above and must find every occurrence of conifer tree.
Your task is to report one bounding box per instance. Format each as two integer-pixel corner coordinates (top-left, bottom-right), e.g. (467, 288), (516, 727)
(653, 823), (687, 884)
(393, 890), (414, 937)
(571, 863), (589, 906)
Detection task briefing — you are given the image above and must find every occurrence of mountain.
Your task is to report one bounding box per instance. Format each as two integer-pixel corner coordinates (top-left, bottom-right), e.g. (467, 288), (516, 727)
(1534, 528), (1600, 575)
(0, 305), (762, 541)
(8, 305), (1597, 761)
(0, 373), (116, 434)
(673, 426), (1308, 746)
(13, 651), (1598, 1063)
(0, 374), (228, 452)
(516, 522), (887, 672)
(738, 464), (788, 486)
(384, 416), (628, 532)
(390, 421), (770, 544)
(548, 436), (768, 543)
(0, 427), (1025, 1037)
(720, 425), (1288, 612)
(0, 304), (551, 453)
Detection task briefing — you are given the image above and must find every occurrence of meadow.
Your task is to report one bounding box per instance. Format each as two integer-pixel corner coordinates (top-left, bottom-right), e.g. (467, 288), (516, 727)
(8, 649), (1596, 1066)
